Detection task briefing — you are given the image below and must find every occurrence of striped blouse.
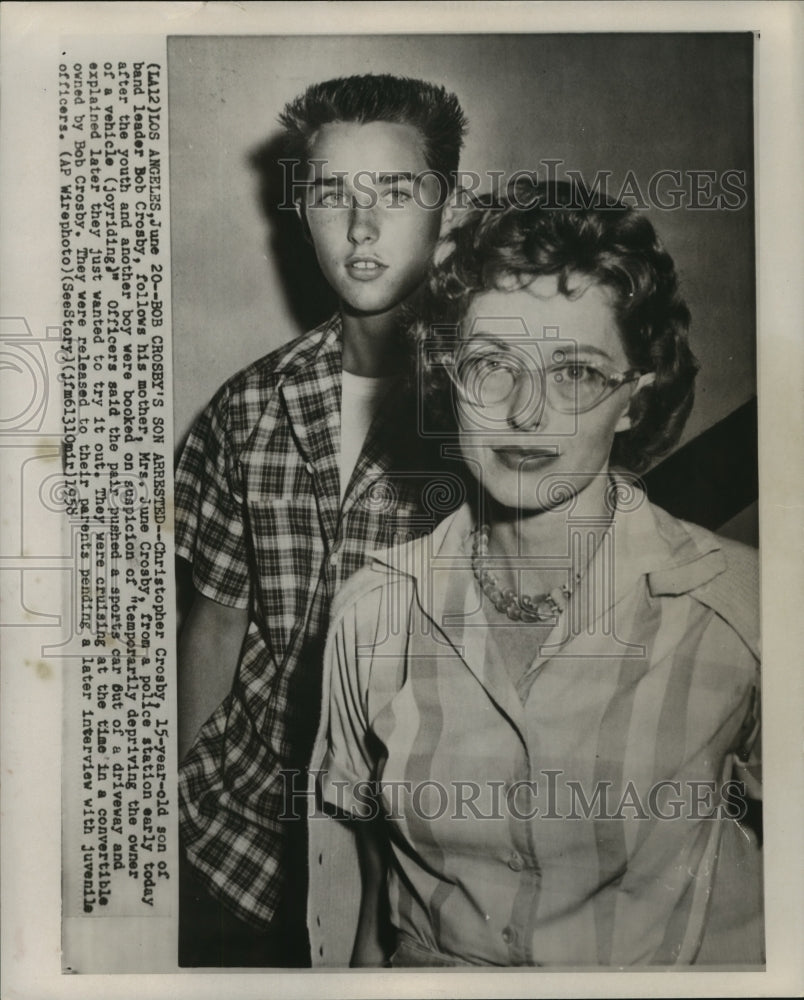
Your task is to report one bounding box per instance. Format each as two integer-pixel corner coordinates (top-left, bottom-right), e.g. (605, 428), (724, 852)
(314, 490), (762, 966)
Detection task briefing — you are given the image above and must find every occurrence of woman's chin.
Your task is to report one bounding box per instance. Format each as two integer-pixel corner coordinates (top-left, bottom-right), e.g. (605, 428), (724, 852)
(479, 486), (550, 519)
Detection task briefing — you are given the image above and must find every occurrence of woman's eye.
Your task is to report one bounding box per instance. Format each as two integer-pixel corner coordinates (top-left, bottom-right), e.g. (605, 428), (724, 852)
(555, 363), (598, 383)
(471, 353), (516, 376)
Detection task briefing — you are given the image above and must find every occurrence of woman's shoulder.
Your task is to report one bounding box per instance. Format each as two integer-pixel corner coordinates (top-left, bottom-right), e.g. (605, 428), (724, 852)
(330, 505), (472, 626)
(708, 530), (759, 586)
(690, 534), (759, 660)
(645, 500), (756, 579)
(648, 501), (759, 658)
(328, 557), (414, 630)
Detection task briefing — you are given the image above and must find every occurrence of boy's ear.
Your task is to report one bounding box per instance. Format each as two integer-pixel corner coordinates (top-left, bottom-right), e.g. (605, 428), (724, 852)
(295, 199), (313, 243)
(615, 372), (655, 433)
(438, 184), (475, 238)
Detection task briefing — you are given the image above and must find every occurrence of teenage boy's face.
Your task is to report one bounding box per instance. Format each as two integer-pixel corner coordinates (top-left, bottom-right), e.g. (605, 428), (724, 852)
(299, 121), (445, 320)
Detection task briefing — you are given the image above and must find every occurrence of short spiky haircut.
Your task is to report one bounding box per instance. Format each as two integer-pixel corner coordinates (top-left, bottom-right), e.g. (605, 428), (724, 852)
(412, 180), (699, 473)
(278, 73), (467, 192)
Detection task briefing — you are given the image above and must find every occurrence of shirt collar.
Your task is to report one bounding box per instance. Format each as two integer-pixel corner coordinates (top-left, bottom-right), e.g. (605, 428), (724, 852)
(277, 316), (343, 459)
(368, 477), (728, 613)
(274, 313), (342, 381)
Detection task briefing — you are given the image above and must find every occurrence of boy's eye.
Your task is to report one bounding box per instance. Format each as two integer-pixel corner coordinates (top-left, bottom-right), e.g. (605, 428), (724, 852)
(317, 190), (349, 208)
(382, 187), (412, 207)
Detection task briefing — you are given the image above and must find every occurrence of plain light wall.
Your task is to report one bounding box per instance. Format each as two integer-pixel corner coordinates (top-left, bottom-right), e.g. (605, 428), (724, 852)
(168, 33), (755, 452)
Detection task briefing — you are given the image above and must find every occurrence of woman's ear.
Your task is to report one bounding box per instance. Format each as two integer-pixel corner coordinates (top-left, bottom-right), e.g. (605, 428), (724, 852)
(438, 184), (475, 239)
(615, 372), (655, 433)
(433, 186), (474, 266)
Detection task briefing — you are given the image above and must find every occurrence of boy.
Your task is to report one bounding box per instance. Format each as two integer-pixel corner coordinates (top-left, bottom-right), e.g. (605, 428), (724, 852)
(175, 74), (467, 966)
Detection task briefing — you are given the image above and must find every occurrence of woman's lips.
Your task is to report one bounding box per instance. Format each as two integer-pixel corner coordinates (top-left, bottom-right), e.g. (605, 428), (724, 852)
(491, 446), (558, 470)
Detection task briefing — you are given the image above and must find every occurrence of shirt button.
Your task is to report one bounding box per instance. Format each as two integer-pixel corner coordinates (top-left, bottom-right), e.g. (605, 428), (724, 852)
(304, 462), (314, 475)
(508, 851), (524, 872)
(501, 926), (515, 944)
(329, 550), (339, 566)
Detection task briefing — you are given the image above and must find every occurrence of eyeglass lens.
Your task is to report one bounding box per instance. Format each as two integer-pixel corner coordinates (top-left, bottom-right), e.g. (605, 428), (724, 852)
(455, 347), (616, 413)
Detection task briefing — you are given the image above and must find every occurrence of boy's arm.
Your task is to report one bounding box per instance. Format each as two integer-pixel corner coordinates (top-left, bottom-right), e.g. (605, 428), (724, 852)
(177, 591), (249, 763)
(351, 816), (392, 967)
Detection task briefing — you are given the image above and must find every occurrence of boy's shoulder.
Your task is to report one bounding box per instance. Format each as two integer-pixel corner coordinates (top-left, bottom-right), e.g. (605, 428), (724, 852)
(220, 314), (342, 399)
(184, 314), (342, 452)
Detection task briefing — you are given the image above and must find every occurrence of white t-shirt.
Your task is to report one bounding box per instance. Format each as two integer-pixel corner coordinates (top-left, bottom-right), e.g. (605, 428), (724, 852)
(339, 370), (397, 499)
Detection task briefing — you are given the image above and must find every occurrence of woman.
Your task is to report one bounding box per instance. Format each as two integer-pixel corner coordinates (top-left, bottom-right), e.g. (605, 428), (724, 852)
(307, 182), (762, 967)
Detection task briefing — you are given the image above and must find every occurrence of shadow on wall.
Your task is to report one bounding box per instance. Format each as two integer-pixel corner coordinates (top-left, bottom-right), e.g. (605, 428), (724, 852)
(174, 135), (338, 625)
(249, 131), (337, 334)
(172, 133), (338, 464)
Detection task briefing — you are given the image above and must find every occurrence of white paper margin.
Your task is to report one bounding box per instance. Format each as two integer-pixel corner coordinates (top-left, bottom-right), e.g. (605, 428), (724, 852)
(1, 2), (802, 998)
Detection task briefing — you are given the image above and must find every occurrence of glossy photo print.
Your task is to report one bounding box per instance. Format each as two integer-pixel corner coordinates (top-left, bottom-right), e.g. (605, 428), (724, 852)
(3, 6), (802, 1000)
(169, 32), (760, 972)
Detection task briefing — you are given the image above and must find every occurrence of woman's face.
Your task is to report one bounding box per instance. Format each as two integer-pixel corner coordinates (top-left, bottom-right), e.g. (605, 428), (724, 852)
(456, 274), (640, 513)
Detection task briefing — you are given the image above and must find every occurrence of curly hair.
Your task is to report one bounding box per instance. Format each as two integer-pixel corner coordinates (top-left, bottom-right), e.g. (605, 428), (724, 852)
(411, 180), (698, 472)
(278, 74), (468, 195)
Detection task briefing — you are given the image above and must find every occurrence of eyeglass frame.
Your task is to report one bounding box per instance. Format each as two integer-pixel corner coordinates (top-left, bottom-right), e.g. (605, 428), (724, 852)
(434, 338), (649, 416)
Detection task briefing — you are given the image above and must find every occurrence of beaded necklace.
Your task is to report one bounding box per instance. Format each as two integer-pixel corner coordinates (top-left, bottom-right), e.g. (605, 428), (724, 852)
(470, 524), (582, 625)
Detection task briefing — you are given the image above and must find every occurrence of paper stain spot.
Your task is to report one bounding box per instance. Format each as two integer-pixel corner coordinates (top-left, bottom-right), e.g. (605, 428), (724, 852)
(28, 659), (53, 680)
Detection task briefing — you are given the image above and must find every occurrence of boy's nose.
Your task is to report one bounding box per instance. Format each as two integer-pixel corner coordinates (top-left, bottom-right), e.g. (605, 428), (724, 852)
(347, 203), (379, 244)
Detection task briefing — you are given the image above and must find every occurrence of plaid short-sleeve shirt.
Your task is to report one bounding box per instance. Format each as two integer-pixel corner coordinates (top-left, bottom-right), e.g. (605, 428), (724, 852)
(176, 315), (460, 929)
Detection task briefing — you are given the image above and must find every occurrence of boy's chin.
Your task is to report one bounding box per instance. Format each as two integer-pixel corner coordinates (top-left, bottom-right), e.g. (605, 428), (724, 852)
(340, 293), (412, 320)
